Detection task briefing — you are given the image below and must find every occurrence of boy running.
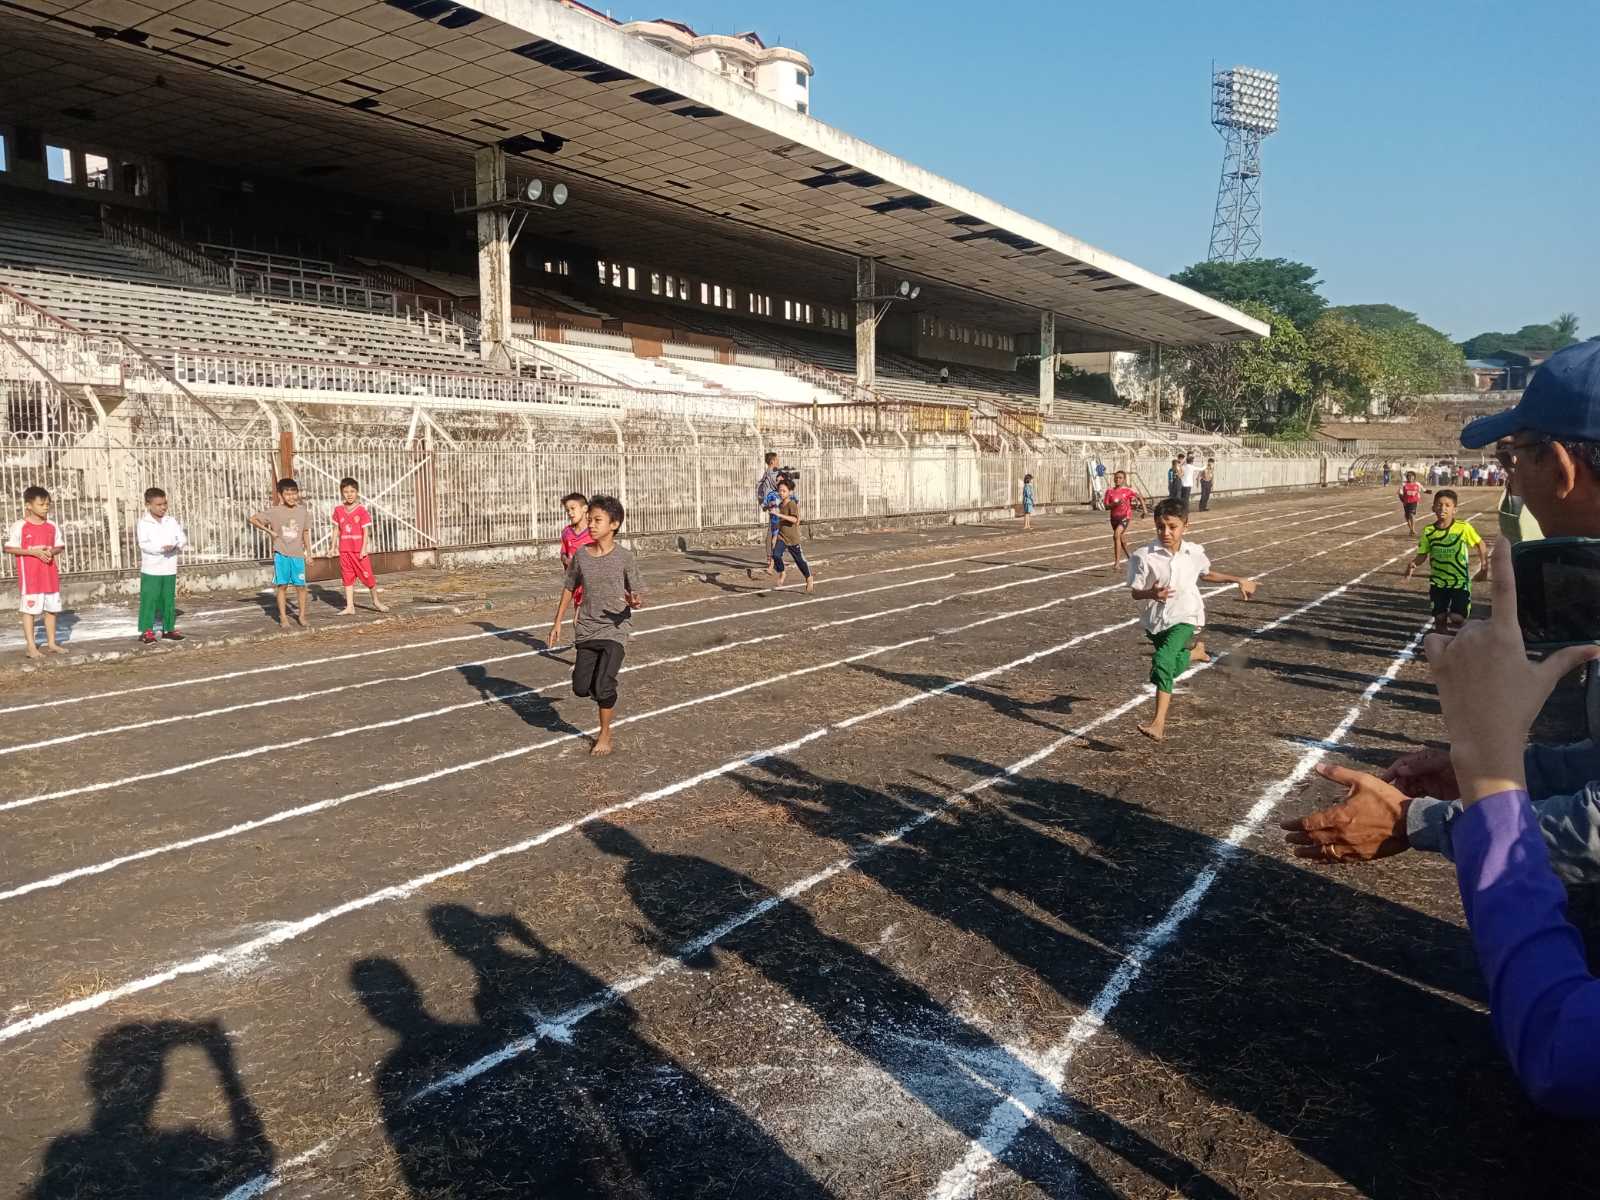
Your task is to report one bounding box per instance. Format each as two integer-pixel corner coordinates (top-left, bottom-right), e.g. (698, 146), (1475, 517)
(1128, 498), (1258, 742)
(1404, 488), (1488, 633)
(249, 478), (313, 629)
(1397, 471), (1423, 535)
(5, 485), (67, 658)
(548, 494), (643, 756)
(1103, 470), (1144, 572)
(136, 486), (187, 644)
(557, 492), (592, 641)
(771, 478), (814, 592)
(333, 477), (388, 616)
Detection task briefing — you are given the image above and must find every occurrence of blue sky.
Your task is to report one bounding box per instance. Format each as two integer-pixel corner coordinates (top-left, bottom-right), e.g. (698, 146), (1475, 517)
(626, 0), (1596, 340)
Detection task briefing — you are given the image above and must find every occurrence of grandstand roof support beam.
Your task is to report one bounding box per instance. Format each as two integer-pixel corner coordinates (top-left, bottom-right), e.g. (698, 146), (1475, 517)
(475, 146), (514, 372)
(855, 257), (877, 392)
(1039, 311), (1056, 419)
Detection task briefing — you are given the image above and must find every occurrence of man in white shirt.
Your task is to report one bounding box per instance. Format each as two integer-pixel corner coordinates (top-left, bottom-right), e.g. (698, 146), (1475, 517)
(1127, 497), (1258, 741)
(136, 486), (188, 643)
(1178, 454), (1202, 507)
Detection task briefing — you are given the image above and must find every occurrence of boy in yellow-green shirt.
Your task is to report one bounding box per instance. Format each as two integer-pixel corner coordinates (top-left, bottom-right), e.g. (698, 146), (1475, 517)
(1403, 489), (1489, 633)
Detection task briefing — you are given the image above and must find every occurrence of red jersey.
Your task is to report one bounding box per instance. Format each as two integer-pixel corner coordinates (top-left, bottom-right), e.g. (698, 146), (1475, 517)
(560, 523), (593, 565)
(1104, 486), (1138, 522)
(332, 503), (372, 552)
(1399, 482), (1421, 505)
(8, 518), (63, 594)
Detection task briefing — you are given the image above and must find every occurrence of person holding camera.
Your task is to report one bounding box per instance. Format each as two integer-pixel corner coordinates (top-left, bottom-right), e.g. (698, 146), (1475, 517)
(1284, 342), (1600, 881)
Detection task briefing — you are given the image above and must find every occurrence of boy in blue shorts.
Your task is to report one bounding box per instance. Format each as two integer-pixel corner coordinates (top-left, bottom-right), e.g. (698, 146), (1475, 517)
(250, 478), (313, 629)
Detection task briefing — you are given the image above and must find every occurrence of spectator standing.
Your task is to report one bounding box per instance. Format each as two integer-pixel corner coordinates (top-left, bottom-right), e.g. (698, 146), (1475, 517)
(5, 485), (66, 658)
(248, 478), (313, 630)
(135, 486), (186, 644)
(1382, 462), (1392, 486)
(1021, 473), (1036, 532)
(1178, 454), (1201, 507)
(1167, 458), (1181, 501)
(1199, 458), (1215, 512)
(755, 451), (781, 575)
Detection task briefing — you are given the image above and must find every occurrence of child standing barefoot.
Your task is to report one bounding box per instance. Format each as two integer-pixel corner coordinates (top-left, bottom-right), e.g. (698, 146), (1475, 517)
(1127, 498), (1257, 741)
(5, 485), (67, 658)
(333, 477), (389, 616)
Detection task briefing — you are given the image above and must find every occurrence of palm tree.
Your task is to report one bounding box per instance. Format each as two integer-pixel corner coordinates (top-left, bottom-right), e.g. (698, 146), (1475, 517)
(1554, 312), (1581, 343)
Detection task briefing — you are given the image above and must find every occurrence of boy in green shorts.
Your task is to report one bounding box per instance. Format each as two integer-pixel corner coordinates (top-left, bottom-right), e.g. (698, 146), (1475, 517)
(1404, 488), (1488, 633)
(1128, 498), (1258, 742)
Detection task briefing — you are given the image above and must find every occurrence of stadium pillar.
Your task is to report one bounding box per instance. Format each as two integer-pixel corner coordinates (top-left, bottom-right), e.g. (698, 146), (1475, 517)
(854, 257), (876, 392)
(475, 146), (513, 371)
(1038, 310), (1056, 417)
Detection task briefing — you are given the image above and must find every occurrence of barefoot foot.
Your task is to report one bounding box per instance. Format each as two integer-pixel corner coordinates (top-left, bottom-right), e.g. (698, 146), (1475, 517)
(1137, 722), (1164, 742)
(373, 601), (391, 613)
(45, 643), (66, 654)
(339, 607), (356, 616)
(296, 615), (310, 628)
(25, 647), (42, 660)
(804, 577), (815, 593)
(590, 736), (614, 757)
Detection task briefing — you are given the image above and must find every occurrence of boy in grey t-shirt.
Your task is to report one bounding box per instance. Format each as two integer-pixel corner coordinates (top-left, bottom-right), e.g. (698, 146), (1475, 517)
(547, 494), (643, 756)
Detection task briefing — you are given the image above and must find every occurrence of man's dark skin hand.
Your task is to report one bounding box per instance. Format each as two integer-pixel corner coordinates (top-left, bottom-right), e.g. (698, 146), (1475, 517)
(1280, 762), (1413, 862)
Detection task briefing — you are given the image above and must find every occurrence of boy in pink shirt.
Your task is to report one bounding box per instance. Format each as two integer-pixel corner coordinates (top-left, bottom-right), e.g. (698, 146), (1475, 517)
(333, 477), (388, 616)
(556, 492), (592, 644)
(5, 485), (67, 658)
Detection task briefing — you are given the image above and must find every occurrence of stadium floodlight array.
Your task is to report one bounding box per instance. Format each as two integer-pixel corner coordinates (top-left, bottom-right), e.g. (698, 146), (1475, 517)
(1206, 64), (1280, 263)
(1214, 66), (1279, 135)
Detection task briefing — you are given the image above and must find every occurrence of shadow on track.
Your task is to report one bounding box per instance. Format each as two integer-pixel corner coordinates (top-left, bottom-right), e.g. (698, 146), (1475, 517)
(584, 818), (1230, 1199)
(721, 750), (1600, 1197)
(28, 1020), (274, 1200)
(354, 903), (830, 1198)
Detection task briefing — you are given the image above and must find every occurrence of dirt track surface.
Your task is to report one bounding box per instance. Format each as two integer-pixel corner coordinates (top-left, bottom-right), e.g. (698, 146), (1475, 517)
(5, 487), (1599, 1200)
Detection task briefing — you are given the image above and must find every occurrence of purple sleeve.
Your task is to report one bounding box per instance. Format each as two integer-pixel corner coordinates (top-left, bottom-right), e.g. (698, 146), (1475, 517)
(1454, 789), (1600, 1116)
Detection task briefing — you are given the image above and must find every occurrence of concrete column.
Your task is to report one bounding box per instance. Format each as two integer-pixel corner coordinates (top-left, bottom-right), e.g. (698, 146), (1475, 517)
(475, 146), (513, 371)
(1038, 310), (1056, 417)
(854, 256), (876, 392)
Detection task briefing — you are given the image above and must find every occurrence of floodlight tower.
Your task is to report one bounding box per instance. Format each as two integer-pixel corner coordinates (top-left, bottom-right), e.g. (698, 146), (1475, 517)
(1206, 65), (1279, 263)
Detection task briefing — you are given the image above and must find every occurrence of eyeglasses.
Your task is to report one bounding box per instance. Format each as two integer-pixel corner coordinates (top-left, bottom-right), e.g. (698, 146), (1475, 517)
(1495, 438), (1549, 470)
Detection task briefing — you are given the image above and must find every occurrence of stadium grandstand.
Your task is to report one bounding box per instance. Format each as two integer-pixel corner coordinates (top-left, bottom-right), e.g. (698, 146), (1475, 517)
(0, 0), (1328, 586)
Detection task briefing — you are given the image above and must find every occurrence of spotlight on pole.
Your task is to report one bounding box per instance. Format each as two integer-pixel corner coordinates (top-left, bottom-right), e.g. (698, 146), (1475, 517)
(551, 182), (569, 206)
(1206, 64), (1279, 263)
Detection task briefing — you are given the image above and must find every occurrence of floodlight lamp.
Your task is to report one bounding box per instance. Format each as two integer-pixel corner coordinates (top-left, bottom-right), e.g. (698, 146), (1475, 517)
(898, 279), (911, 297)
(552, 182), (569, 206)
(910, 286), (922, 300)
(525, 178), (543, 202)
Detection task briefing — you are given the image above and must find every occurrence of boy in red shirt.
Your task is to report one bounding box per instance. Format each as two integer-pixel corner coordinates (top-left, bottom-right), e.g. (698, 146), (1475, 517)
(333, 477), (388, 616)
(556, 492), (592, 644)
(5, 485), (67, 658)
(1102, 470), (1145, 572)
(1397, 470), (1423, 536)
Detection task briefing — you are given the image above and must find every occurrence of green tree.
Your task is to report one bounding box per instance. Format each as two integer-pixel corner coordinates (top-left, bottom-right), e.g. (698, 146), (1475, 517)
(1460, 318), (1579, 359)
(1325, 303), (1420, 333)
(1307, 314), (1384, 414)
(1171, 258), (1328, 330)
(1375, 323), (1468, 410)
(1555, 312), (1581, 341)
(1177, 300), (1311, 433)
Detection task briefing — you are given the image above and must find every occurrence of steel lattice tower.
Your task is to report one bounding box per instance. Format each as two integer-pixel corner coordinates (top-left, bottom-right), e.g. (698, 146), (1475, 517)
(1207, 66), (1278, 263)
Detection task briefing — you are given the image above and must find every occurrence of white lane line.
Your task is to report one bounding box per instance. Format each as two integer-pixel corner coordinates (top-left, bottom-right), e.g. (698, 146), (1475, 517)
(0, 500), (1340, 722)
(0, 507), (1373, 814)
(926, 621), (1432, 1200)
(233, 530), (1422, 1197)
(0, 510), (1403, 1048)
(2, 504), (1327, 751)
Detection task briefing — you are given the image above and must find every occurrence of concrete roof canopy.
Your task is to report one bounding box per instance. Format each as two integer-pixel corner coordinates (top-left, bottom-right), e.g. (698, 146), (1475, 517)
(0, 0), (1267, 350)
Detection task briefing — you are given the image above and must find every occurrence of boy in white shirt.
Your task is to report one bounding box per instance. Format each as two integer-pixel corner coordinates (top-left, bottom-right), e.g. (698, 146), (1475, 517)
(1127, 498), (1258, 742)
(136, 486), (187, 644)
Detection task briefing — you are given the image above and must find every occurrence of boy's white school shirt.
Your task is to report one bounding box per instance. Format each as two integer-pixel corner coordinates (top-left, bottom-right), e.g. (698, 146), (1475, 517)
(136, 512), (188, 576)
(1127, 539), (1210, 634)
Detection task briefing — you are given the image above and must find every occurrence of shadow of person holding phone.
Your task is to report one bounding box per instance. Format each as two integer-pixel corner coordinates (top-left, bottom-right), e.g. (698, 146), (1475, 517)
(29, 1019), (273, 1199)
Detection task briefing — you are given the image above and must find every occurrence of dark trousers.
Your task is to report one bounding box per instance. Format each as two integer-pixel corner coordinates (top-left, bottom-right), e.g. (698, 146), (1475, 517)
(573, 639), (625, 709)
(1199, 482), (1213, 511)
(773, 540), (811, 578)
(1179, 487), (1193, 508)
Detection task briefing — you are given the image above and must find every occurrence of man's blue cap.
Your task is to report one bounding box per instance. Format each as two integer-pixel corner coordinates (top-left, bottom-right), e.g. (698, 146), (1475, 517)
(1461, 341), (1600, 448)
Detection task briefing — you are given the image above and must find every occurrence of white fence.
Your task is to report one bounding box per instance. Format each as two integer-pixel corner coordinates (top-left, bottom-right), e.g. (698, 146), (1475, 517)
(0, 429), (1335, 582)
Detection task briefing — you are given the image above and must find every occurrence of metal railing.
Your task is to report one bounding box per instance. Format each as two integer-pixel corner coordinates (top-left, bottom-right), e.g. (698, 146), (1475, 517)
(248, 273), (398, 315)
(101, 215), (235, 291)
